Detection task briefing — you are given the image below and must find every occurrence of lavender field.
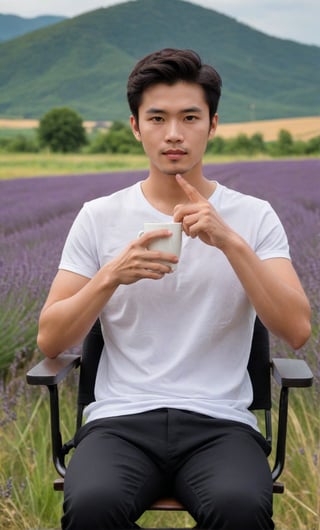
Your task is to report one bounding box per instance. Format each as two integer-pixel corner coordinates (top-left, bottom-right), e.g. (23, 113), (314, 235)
(1, 159), (319, 372)
(0, 159), (319, 529)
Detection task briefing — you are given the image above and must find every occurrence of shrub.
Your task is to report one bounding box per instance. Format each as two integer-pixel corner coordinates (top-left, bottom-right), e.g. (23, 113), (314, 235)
(38, 107), (87, 153)
(305, 135), (320, 155)
(88, 121), (143, 154)
(267, 131), (290, 157)
(208, 132), (266, 156)
(206, 136), (226, 154)
(6, 134), (39, 153)
(250, 132), (266, 153)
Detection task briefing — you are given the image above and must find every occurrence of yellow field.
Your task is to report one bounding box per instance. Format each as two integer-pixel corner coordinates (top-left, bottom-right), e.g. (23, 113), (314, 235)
(0, 118), (98, 131)
(217, 116), (320, 141)
(0, 116), (319, 141)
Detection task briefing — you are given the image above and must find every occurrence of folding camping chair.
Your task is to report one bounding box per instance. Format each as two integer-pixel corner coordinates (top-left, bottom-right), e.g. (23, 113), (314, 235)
(26, 317), (313, 520)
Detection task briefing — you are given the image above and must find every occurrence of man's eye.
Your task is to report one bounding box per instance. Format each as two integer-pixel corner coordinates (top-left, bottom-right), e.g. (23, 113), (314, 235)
(151, 116), (163, 122)
(185, 115), (197, 122)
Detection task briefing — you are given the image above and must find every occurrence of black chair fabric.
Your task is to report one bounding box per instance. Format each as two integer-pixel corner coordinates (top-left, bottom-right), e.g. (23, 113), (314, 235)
(78, 317), (271, 412)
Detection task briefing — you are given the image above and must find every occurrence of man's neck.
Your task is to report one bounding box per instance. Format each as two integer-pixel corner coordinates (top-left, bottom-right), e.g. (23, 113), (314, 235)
(141, 172), (216, 216)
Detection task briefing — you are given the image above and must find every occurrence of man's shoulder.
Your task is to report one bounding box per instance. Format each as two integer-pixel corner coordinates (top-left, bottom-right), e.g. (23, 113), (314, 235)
(215, 182), (270, 211)
(84, 181), (141, 212)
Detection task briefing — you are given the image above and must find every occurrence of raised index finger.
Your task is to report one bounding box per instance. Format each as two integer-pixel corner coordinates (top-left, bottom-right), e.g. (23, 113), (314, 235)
(175, 174), (205, 203)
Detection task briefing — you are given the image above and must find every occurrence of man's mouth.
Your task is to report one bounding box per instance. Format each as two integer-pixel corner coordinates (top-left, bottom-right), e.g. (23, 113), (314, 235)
(163, 149), (187, 160)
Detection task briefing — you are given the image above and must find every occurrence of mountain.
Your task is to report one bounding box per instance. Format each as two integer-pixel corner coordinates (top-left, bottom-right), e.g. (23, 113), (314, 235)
(0, 0), (319, 123)
(0, 14), (66, 42)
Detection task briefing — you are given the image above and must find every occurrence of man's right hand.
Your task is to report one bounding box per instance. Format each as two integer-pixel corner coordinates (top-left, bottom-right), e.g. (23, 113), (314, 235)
(106, 229), (179, 286)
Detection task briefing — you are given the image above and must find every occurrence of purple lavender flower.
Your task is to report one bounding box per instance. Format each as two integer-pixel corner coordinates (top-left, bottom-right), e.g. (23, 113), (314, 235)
(0, 161), (319, 375)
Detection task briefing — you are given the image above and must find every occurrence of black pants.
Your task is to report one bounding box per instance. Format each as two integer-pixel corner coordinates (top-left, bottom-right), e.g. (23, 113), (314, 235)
(62, 408), (274, 530)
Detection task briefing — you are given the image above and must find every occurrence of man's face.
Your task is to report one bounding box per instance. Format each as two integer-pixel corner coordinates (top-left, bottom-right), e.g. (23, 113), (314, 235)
(130, 81), (217, 177)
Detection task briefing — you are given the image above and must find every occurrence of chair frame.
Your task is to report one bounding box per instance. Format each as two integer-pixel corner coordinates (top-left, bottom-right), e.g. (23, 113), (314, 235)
(26, 318), (313, 511)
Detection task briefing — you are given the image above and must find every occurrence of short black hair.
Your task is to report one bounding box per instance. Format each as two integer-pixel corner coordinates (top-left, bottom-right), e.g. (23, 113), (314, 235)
(127, 48), (222, 122)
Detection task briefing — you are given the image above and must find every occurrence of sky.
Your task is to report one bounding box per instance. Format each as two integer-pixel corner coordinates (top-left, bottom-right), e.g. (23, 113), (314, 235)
(0, 0), (320, 47)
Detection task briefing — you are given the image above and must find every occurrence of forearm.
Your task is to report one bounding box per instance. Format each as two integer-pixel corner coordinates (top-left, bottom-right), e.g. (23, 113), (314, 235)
(223, 234), (311, 349)
(37, 268), (118, 358)
(38, 233), (177, 358)
(173, 173), (311, 348)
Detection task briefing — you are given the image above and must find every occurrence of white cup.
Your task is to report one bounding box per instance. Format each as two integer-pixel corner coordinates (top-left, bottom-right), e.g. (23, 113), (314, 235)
(139, 222), (182, 270)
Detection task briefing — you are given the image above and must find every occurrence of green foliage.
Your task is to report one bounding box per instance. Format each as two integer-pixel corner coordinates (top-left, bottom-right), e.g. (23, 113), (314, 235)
(0, 0), (319, 121)
(88, 122), (144, 154)
(38, 107), (87, 153)
(0, 134), (40, 153)
(305, 136), (320, 154)
(1, 120), (319, 157)
(267, 130), (320, 157)
(0, 289), (39, 373)
(278, 129), (294, 155)
(272, 388), (319, 529)
(0, 116), (318, 157)
(0, 359), (318, 529)
(207, 130), (320, 157)
(250, 132), (266, 153)
(206, 135), (226, 154)
(225, 133), (258, 155)
(0, 364), (77, 529)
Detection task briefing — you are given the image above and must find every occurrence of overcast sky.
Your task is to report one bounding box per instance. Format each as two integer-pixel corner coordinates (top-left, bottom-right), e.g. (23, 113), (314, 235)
(1, 0), (319, 47)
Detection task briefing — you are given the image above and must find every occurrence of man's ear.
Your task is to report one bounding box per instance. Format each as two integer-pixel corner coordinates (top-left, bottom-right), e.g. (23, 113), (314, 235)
(130, 115), (141, 141)
(209, 113), (219, 139)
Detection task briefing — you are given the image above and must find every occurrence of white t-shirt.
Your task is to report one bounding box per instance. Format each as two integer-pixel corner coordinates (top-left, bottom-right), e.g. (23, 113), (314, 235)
(59, 180), (290, 430)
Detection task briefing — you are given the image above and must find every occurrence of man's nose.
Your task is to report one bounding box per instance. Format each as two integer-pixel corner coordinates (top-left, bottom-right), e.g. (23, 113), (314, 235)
(165, 120), (184, 142)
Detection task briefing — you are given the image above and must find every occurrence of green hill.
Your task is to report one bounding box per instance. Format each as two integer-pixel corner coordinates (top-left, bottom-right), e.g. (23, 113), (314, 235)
(0, 14), (66, 42)
(0, 0), (319, 123)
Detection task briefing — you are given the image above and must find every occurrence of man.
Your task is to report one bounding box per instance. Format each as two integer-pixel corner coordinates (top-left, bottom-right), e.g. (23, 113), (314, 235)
(37, 48), (311, 530)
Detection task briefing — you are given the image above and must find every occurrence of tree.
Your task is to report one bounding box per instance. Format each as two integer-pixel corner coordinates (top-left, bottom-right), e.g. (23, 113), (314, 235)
(305, 135), (320, 155)
(38, 107), (87, 153)
(206, 136), (226, 154)
(89, 121), (143, 154)
(250, 133), (266, 153)
(277, 129), (294, 155)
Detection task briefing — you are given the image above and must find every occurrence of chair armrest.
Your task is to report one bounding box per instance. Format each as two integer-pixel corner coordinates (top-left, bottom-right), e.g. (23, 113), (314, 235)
(272, 358), (313, 388)
(26, 353), (81, 386)
(271, 358), (313, 483)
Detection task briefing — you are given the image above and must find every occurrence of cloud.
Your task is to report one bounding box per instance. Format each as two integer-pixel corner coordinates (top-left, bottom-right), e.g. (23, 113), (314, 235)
(196, 0), (320, 45)
(0, 0), (124, 17)
(1, 0), (320, 45)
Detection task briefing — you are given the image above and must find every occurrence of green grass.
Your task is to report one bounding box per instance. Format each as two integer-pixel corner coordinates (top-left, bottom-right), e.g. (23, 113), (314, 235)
(0, 352), (318, 530)
(0, 127), (37, 138)
(0, 153), (149, 179)
(0, 360), (77, 530)
(0, 152), (276, 180)
(0, 154), (318, 528)
(271, 387), (319, 529)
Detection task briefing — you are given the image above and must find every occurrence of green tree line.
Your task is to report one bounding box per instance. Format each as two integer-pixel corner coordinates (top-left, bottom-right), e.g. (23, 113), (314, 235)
(0, 107), (319, 157)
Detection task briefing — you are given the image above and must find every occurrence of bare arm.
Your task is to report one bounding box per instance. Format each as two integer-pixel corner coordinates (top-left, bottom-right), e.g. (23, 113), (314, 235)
(221, 239), (311, 349)
(37, 230), (179, 358)
(173, 174), (311, 349)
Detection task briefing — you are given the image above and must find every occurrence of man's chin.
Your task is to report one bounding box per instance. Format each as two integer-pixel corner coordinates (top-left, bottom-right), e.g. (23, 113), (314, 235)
(164, 168), (188, 176)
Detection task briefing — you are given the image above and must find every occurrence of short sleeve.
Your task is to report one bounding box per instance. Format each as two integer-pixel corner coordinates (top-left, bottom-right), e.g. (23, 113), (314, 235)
(255, 204), (291, 261)
(59, 204), (99, 278)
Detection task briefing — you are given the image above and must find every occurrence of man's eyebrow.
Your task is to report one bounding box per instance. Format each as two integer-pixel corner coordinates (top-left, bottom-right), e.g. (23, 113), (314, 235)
(145, 106), (203, 114)
(145, 108), (165, 114)
(182, 106), (203, 113)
